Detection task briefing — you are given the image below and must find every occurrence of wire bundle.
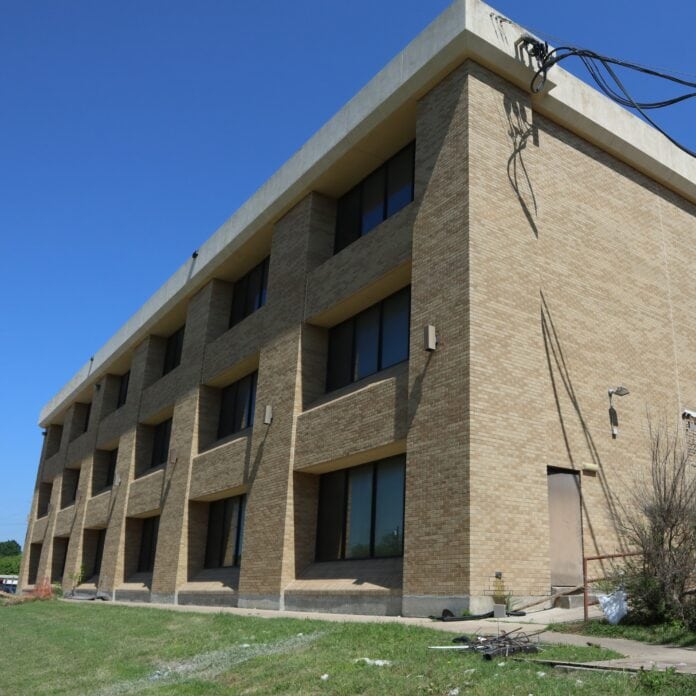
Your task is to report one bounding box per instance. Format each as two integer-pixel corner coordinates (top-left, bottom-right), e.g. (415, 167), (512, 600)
(522, 38), (696, 158)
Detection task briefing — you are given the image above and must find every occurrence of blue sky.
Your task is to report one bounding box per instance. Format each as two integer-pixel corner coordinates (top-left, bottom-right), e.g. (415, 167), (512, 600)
(1, 0), (694, 546)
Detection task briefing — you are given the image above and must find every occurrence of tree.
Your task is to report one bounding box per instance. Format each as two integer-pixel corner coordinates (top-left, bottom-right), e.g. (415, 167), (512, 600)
(0, 540), (21, 557)
(618, 421), (696, 628)
(0, 555), (21, 574)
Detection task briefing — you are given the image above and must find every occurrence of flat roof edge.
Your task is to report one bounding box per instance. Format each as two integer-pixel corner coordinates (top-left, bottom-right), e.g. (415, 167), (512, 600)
(39, 0), (696, 427)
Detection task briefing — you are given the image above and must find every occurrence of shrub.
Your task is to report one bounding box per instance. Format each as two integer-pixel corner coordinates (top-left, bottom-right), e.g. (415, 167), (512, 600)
(618, 421), (696, 627)
(0, 554), (21, 575)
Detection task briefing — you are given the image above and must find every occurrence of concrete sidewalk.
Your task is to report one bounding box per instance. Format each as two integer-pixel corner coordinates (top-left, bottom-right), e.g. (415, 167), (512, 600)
(95, 600), (696, 675)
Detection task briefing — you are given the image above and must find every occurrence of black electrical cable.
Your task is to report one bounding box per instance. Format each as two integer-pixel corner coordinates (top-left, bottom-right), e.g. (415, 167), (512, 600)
(521, 38), (696, 158)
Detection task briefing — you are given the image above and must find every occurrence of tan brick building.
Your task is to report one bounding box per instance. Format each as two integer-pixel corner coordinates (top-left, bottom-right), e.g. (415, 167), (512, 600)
(20, 0), (696, 616)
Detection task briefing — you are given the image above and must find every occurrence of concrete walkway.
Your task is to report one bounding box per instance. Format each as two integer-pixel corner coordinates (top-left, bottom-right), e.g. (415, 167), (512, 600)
(95, 600), (696, 675)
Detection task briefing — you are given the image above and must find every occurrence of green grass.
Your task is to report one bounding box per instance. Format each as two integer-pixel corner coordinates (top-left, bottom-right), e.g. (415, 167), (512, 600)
(548, 619), (696, 648)
(0, 600), (693, 695)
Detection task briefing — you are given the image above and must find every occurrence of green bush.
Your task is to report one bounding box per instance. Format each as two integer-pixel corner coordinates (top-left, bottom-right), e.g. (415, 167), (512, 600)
(617, 421), (696, 628)
(0, 540), (21, 557)
(0, 554), (21, 575)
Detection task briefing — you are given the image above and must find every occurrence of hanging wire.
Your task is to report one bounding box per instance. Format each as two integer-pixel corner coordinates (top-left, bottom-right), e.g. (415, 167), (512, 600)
(520, 37), (696, 158)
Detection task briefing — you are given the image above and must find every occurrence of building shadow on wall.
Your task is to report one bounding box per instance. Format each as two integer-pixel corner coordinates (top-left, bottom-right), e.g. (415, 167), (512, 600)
(540, 291), (627, 559)
(504, 95), (539, 239)
(406, 351), (434, 432)
(244, 425), (269, 486)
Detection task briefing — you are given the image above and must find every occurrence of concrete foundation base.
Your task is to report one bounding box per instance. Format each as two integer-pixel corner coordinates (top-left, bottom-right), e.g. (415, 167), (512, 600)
(114, 589), (151, 603)
(237, 594), (281, 610)
(178, 591), (238, 607)
(283, 592), (402, 616)
(150, 592), (176, 605)
(402, 595), (489, 618)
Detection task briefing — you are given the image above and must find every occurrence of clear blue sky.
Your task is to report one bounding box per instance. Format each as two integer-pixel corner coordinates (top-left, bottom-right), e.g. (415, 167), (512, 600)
(1, 1), (694, 547)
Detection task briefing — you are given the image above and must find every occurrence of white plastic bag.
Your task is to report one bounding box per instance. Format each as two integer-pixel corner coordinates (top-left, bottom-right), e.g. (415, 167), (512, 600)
(597, 589), (628, 624)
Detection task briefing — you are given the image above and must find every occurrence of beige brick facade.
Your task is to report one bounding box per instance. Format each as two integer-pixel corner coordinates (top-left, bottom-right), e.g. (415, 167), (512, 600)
(20, 2), (696, 617)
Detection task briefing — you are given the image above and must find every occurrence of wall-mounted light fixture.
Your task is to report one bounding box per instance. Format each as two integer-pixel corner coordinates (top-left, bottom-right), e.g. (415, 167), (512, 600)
(608, 386), (629, 438)
(424, 325), (438, 352)
(682, 408), (696, 431)
(263, 405), (273, 425)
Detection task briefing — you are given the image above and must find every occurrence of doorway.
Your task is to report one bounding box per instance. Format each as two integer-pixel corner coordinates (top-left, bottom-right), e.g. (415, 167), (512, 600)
(546, 468), (583, 587)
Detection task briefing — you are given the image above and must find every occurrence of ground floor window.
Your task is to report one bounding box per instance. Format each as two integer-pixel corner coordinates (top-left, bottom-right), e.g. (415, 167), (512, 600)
(138, 517), (159, 573)
(204, 496), (246, 569)
(316, 455), (405, 561)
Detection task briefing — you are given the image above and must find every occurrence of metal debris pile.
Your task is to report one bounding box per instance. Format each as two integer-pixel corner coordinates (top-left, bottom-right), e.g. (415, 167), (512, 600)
(430, 627), (544, 660)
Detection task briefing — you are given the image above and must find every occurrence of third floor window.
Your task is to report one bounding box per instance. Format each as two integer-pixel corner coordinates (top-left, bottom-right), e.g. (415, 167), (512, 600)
(162, 326), (185, 376)
(230, 257), (270, 328)
(116, 371), (130, 409)
(334, 142), (415, 254)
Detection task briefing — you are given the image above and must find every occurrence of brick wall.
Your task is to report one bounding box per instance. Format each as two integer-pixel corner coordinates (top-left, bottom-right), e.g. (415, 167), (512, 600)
(19, 56), (696, 617)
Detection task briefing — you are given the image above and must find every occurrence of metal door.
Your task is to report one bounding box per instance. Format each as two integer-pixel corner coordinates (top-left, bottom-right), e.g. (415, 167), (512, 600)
(547, 468), (583, 586)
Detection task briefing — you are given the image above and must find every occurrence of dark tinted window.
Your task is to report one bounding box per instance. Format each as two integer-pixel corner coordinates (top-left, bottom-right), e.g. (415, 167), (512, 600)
(151, 418), (172, 469)
(163, 326), (185, 376)
(380, 288), (410, 369)
(105, 449), (118, 488)
(346, 465), (373, 559)
(93, 529), (106, 577)
(116, 371), (130, 409)
(315, 456), (405, 561)
(37, 482), (52, 518)
(326, 320), (354, 392)
(83, 403), (92, 433)
(354, 304), (380, 381)
(387, 142), (415, 216)
(138, 517), (159, 573)
(230, 257), (270, 328)
(373, 457), (405, 557)
(361, 167), (386, 234)
(217, 372), (257, 440)
(326, 287), (410, 392)
(334, 142), (414, 254)
(334, 187), (361, 254)
(204, 495), (246, 569)
(61, 469), (80, 508)
(70, 470), (80, 504)
(316, 471), (346, 562)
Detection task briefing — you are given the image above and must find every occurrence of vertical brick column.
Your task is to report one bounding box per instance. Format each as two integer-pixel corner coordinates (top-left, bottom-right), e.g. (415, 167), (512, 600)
(238, 193), (334, 609)
(402, 63), (472, 616)
(464, 67), (550, 607)
(60, 378), (112, 589)
(149, 281), (228, 602)
(24, 400), (92, 589)
(18, 429), (53, 590)
(88, 338), (151, 595)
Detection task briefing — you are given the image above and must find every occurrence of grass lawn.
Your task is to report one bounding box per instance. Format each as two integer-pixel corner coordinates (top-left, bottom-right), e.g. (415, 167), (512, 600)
(0, 600), (694, 695)
(548, 619), (696, 648)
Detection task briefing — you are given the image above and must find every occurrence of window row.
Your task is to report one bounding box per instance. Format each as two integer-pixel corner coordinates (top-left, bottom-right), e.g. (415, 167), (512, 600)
(37, 451), (406, 586)
(45, 139), (417, 449)
(39, 282), (411, 511)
